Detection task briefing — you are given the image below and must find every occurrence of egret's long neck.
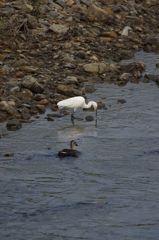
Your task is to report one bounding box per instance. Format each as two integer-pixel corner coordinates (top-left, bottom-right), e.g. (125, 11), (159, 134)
(83, 101), (96, 109)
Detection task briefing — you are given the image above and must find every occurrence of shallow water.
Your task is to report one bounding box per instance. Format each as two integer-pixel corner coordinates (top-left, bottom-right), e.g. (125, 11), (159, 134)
(0, 52), (159, 240)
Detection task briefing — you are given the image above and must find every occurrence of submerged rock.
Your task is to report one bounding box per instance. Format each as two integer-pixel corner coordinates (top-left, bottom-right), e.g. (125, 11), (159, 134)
(97, 101), (106, 109)
(85, 115), (94, 122)
(3, 153), (14, 157)
(118, 99), (126, 104)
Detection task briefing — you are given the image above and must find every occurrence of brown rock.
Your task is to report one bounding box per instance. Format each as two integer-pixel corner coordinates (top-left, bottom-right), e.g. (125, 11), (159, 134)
(0, 101), (16, 115)
(57, 85), (82, 97)
(36, 105), (45, 114)
(101, 31), (118, 38)
(83, 63), (108, 73)
(97, 101), (106, 109)
(16, 71), (24, 78)
(0, 111), (7, 122)
(22, 76), (44, 94)
(38, 99), (49, 105)
(87, 4), (109, 22)
(21, 66), (37, 73)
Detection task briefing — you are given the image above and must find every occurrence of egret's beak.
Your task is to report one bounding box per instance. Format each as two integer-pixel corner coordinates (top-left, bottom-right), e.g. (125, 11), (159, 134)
(95, 109), (97, 118)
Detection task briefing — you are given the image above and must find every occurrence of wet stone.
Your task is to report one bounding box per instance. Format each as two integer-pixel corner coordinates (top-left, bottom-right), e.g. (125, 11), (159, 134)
(45, 116), (54, 121)
(47, 113), (63, 118)
(6, 118), (22, 131)
(3, 153), (14, 157)
(97, 101), (106, 110)
(19, 107), (30, 120)
(85, 85), (95, 93)
(85, 115), (94, 122)
(117, 99), (126, 104)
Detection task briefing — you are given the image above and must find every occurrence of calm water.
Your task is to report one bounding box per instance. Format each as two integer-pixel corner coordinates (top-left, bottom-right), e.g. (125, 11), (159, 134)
(0, 52), (159, 240)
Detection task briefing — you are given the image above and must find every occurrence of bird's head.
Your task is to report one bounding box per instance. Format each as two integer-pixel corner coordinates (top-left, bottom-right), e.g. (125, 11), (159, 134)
(89, 101), (98, 117)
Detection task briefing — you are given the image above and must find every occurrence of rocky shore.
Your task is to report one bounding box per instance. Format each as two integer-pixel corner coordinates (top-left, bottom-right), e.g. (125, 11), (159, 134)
(0, 0), (159, 130)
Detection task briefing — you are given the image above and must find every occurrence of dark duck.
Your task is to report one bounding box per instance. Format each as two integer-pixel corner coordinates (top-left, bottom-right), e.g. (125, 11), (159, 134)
(58, 140), (79, 158)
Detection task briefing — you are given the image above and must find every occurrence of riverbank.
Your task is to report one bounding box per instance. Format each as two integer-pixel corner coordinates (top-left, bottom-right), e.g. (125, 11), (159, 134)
(0, 0), (159, 130)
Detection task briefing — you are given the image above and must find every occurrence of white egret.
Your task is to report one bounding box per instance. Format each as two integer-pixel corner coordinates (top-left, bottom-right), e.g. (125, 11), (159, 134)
(58, 140), (79, 158)
(57, 96), (97, 123)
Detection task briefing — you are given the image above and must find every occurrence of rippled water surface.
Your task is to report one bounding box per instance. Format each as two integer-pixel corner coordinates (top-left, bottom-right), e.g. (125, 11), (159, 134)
(0, 52), (159, 240)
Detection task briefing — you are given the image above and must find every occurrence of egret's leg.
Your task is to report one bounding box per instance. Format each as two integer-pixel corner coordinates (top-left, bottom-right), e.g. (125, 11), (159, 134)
(71, 110), (77, 120)
(95, 118), (97, 128)
(71, 111), (74, 119)
(71, 111), (75, 125)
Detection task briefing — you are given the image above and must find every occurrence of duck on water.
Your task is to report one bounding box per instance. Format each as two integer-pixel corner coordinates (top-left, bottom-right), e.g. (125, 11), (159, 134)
(58, 140), (79, 158)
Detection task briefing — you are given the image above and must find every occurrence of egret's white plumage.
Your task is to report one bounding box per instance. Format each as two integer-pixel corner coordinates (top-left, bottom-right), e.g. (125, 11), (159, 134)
(57, 96), (97, 124)
(58, 96), (97, 116)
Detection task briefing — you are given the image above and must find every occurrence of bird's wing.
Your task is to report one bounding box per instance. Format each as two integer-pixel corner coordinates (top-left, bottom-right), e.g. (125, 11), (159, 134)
(58, 97), (84, 110)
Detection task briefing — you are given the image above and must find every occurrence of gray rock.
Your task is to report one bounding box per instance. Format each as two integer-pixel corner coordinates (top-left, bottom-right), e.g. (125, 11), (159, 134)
(6, 118), (22, 131)
(146, 37), (159, 49)
(120, 50), (134, 60)
(39, 4), (50, 14)
(49, 24), (69, 34)
(22, 76), (44, 94)
(119, 73), (133, 81)
(76, 51), (86, 59)
(118, 99), (126, 104)
(10, 86), (20, 93)
(64, 76), (79, 85)
(19, 107), (30, 120)
(33, 94), (46, 101)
